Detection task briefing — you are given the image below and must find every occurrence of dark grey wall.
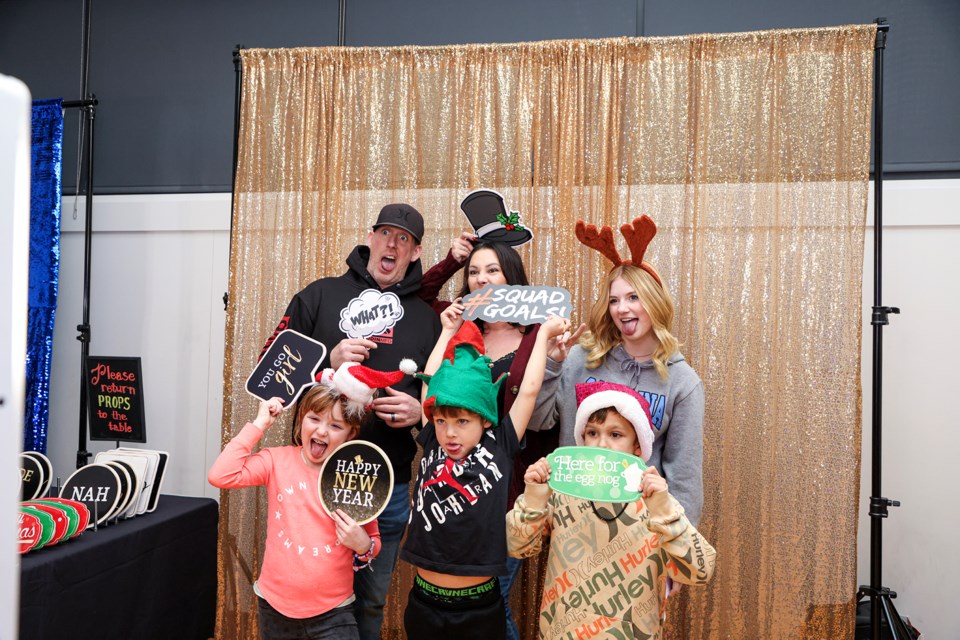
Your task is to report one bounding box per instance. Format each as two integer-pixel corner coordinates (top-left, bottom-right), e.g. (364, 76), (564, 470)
(1, 0), (956, 193)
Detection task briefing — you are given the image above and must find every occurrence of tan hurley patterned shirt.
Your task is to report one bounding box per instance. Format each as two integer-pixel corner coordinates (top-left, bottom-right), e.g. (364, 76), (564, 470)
(507, 484), (716, 639)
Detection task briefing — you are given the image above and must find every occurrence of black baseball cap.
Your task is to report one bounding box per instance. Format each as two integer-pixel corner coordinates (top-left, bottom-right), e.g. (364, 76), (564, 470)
(372, 203), (424, 244)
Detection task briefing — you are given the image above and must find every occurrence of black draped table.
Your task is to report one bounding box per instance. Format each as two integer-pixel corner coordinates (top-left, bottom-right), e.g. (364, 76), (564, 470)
(19, 494), (218, 640)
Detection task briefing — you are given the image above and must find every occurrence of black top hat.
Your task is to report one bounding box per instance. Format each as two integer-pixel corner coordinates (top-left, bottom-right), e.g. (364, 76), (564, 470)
(459, 189), (533, 247)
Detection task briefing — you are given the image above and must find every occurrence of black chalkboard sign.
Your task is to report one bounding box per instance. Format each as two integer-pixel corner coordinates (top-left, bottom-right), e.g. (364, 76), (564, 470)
(86, 356), (147, 442)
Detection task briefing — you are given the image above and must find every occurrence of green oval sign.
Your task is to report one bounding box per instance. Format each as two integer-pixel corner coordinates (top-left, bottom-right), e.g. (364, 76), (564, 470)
(547, 446), (647, 502)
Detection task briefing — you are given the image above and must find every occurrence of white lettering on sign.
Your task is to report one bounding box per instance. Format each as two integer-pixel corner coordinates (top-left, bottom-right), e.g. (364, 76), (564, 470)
(461, 285), (571, 325)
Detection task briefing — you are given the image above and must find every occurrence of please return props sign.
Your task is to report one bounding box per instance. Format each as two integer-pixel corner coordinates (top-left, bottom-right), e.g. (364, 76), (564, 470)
(246, 330), (327, 408)
(319, 441), (394, 524)
(547, 446), (648, 502)
(86, 356), (147, 442)
(460, 284), (571, 325)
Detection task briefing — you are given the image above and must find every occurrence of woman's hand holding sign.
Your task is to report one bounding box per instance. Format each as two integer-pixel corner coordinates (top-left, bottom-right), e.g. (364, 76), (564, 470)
(439, 300), (466, 334)
(450, 231), (477, 263)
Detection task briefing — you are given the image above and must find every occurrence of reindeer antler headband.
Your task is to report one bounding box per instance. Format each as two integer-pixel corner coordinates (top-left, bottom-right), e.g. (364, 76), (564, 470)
(575, 215), (663, 286)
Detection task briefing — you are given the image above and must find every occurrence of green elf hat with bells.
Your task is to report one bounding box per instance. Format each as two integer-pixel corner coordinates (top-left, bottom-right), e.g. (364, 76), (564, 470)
(416, 322), (505, 426)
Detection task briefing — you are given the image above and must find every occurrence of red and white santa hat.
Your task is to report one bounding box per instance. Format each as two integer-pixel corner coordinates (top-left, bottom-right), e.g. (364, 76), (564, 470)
(317, 359), (418, 420)
(574, 381), (655, 462)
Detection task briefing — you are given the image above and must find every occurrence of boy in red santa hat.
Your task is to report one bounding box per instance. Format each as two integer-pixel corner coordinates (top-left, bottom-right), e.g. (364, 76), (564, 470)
(506, 380), (716, 640)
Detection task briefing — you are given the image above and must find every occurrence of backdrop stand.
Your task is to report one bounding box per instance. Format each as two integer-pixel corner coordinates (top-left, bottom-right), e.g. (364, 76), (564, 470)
(855, 17), (914, 640)
(66, 0), (98, 469)
(62, 95), (97, 469)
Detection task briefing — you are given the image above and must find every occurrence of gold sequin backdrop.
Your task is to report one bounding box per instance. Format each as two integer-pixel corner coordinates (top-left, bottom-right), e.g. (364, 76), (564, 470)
(220, 25), (874, 639)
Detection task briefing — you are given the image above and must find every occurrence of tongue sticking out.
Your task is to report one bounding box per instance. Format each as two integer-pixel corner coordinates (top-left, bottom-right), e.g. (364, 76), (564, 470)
(380, 257), (396, 273)
(620, 319), (638, 336)
(310, 440), (325, 461)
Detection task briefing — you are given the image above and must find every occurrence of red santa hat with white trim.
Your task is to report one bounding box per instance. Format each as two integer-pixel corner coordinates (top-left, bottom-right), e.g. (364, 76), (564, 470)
(317, 359), (418, 421)
(574, 381), (655, 462)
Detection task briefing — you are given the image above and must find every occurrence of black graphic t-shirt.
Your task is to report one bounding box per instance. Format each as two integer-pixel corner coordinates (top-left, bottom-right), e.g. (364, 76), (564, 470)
(400, 415), (520, 576)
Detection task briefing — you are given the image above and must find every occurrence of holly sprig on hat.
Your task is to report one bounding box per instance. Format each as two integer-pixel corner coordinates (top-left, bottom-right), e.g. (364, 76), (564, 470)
(496, 211), (525, 232)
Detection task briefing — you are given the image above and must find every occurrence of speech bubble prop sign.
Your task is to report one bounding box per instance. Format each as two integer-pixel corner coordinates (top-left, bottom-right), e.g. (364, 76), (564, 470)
(318, 441), (394, 525)
(460, 284), (571, 325)
(246, 330), (327, 408)
(339, 289), (405, 339)
(547, 446), (648, 502)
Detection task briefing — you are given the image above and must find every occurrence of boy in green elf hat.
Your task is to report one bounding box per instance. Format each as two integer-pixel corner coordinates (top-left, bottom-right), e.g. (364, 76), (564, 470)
(399, 303), (570, 640)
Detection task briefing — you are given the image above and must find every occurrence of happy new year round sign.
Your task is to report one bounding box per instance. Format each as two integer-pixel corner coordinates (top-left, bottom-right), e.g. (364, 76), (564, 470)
(318, 441), (394, 525)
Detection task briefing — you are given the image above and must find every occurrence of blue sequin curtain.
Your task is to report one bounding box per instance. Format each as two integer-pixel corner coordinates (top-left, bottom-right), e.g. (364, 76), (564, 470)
(24, 99), (63, 453)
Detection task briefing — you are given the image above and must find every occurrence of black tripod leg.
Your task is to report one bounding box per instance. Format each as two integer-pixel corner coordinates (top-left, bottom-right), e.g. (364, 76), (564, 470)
(878, 594), (913, 640)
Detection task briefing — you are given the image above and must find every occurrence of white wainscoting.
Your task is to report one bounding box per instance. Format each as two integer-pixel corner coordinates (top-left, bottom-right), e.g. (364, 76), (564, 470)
(51, 193), (230, 501)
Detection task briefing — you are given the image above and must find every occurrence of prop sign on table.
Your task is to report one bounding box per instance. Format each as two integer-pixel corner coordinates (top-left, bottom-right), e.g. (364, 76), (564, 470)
(318, 441), (394, 525)
(18, 510), (44, 553)
(96, 451), (150, 518)
(547, 446), (648, 502)
(23, 452), (53, 497)
(31, 499), (81, 539)
(19, 506), (55, 549)
(460, 285), (571, 326)
(246, 330), (327, 408)
(60, 463), (122, 527)
(18, 498), (91, 554)
(104, 460), (134, 519)
(19, 453), (46, 500)
(116, 447), (168, 512)
(86, 356), (147, 442)
(44, 497), (90, 533)
(24, 502), (69, 546)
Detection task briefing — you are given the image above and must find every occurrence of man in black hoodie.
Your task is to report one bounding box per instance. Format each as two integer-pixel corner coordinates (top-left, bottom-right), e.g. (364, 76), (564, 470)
(261, 203), (441, 640)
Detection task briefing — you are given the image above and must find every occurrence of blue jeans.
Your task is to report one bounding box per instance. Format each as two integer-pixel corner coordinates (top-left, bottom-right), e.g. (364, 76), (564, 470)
(354, 482), (409, 640)
(498, 556), (524, 640)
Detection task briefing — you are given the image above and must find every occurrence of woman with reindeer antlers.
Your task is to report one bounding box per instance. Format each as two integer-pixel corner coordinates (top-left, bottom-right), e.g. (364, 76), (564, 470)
(531, 215), (705, 537)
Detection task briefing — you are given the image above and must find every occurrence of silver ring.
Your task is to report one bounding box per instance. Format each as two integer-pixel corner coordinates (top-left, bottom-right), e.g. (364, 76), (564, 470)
(391, 413), (396, 423)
